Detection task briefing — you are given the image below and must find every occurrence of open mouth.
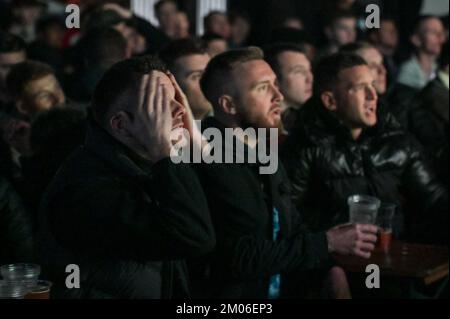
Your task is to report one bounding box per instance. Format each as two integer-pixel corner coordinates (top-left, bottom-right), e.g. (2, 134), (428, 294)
(365, 104), (377, 116)
(271, 106), (282, 116)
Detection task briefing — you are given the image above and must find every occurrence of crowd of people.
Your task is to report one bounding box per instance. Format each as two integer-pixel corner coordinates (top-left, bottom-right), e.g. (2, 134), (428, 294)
(0, 0), (448, 299)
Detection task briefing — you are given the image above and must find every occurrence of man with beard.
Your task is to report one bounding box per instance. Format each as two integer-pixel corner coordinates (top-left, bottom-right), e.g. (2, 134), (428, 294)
(194, 47), (379, 299)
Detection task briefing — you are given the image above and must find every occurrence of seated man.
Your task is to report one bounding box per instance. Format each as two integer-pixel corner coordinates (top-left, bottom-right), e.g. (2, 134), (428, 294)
(195, 47), (378, 299)
(3, 61), (67, 169)
(282, 53), (448, 245)
(6, 60), (65, 120)
(265, 43), (314, 134)
(159, 38), (213, 120)
(37, 56), (215, 299)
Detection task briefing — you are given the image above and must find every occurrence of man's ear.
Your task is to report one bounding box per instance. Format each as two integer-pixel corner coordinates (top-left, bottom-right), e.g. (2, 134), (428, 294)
(321, 91), (337, 111)
(16, 99), (29, 116)
(218, 95), (237, 115)
(110, 111), (133, 137)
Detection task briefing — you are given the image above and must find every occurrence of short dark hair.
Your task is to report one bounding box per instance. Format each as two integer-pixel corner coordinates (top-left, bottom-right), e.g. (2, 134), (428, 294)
(324, 10), (357, 28)
(154, 0), (177, 18)
(200, 47), (263, 109)
(159, 38), (206, 70)
(80, 27), (127, 68)
(201, 33), (227, 46)
(83, 8), (127, 32)
(229, 10), (250, 25)
(36, 15), (64, 35)
(314, 53), (367, 94)
(6, 61), (55, 99)
(264, 43), (307, 80)
(204, 11), (228, 33)
(92, 55), (168, 126)
(271, 27), (315, 46)
(339, 41), (375, 55)
(0, 32), (26, 54)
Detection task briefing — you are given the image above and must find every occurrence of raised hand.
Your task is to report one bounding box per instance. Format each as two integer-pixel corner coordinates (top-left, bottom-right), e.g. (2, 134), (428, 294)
(129, 72), (173, 163)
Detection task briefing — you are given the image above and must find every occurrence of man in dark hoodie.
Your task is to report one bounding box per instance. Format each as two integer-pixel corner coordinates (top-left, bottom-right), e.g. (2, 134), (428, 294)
(282, 53), (448, 245)
(195, 47), (379, 299)
(37, 55), (215, 299)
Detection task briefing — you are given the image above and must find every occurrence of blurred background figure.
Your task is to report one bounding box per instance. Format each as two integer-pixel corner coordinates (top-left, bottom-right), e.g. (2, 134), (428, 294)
(159, 38), (213, 120)
(397, 16), (446, 90)
(203, 11), (231, 40)
(154, 0), (179, 39)
(27, 15), (65, 78)
(67, 27), (129, 103)
(317, 11), (357, 61)
(265, 43), (314, 134)
(368, 17), (400, 90)
(201, 33), (229, 58)
(173, 11), (191, 40)
(389, 16), (446, 128)
(9, 0), (46, 43)
(229, 11), (252, 48)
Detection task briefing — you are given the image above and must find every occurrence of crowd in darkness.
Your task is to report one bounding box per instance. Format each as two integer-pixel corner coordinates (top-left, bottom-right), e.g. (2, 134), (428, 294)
(0, 0), (448, 299)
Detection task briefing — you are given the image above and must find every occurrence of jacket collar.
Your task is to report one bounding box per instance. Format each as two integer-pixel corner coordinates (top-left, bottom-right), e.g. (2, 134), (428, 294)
(84, 117), (153, 178)
(299, 97), (403, 145)
(201, 117), (271, 166)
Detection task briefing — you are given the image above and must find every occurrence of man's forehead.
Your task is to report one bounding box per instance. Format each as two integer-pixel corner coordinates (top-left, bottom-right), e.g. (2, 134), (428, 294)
(25, 74), (57, 93)
(361, 48), (382, 62)
(176, 54), (210, 69)
(279, 51), (309, 66)
(235, 59), (275, 77)
(139, 71), (175, 96)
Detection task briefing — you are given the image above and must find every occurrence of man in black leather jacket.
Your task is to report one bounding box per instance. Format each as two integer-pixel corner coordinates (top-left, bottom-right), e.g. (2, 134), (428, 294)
(282, 53), (448, 245)
(37, 56), (215, 299)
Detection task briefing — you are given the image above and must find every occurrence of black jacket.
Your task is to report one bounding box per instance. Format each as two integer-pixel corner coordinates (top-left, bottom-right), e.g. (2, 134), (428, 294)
(0, 176), (34, 265)
(37, 120), (215, 299)
(409, 76), (449, 180)
(282, 98), (448, 244)
(193, 117), (330, 299)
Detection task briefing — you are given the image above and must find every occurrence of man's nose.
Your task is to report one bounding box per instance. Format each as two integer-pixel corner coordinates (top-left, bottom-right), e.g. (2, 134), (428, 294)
(366, 86), (377, 101)
(272, 85), (284, 102)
